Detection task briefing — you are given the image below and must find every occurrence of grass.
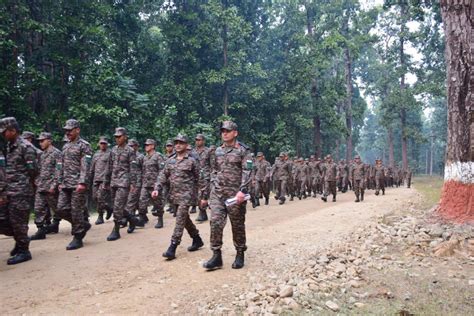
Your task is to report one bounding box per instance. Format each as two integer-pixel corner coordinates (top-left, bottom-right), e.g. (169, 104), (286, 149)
(412, 175), (444, 210)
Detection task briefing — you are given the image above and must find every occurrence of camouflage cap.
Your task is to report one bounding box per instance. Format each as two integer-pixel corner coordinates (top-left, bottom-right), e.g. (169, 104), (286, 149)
(279, 152), (285, 157)
(128, 138), (139, 146)
(37, 132), (52, 141)
(0, 117), (20, 133)
(220, 120), (238, 131)
(22, 131), (35, 139)
(310, 155), (315, 159)
(354, 155), (361, 159)
(98, 136), (109, 144)
(195, 133), (205, 140)
(63, 119), (80, 130)
(256, 151), (264, 157)
(165, 139), (173, 146)
(114, 127), (127, 137)
(145, 139), (156, 145)
(174, 133), (188, 143)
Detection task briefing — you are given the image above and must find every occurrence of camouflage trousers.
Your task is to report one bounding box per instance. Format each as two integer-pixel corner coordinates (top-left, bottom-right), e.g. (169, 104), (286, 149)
(171, 204), (199, 245)
(92, 182), (111, 214)
(323, 181), (337, 199)
(406, 177), (411, 188)
(353, 179), (365, 198)
(138, 187), (164, 216)
(209, 192), (247, 252)
(57, 188), (88, 236)
(111, 186), (129, 221)
(255, 180), (270, 199)
(375, 177), (385, 194)
(275, 179), (287, 199)
(34, 191), (59, 226)
(7, 195), (32, 251)
(125, 186), (141, 216)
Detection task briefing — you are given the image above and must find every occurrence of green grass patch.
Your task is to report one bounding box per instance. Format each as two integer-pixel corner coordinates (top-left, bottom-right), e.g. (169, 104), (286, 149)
(412, 175), (444, 209)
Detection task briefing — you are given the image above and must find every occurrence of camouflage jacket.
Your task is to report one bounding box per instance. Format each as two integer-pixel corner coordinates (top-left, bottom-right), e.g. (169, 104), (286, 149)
(209, 141), (252, 198)
(135, 152), (145, 187)
(142, 151), (164, 188)
(350, 162), (365, 181)
(4, 137), (37, 197)
(58, 137), (92, 189)
(193, 146), (211, 199)
(338, 163), (349, 179)
(255, 159), (271, 182)
(109, 145), (138, 188)
(90, 149), (111, 183)
(321, 162), (338, 182)
(154, 153), (199, 205)
(374, 164), (385, 179)
(272, 159), (291, 181)
(35, 145), (61, 192)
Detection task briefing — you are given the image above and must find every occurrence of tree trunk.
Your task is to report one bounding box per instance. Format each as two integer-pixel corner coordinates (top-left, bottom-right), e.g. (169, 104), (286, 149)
(388, 128), (395, 168)
(342, 11), (353, 162)
(400, 3), (409, 171)
(222, 0), (229, 116)
(438, 0), (474, 222)
(313, 116), (322, 158)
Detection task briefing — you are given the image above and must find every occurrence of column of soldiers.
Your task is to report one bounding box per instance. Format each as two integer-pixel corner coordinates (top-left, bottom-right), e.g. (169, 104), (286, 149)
(0, 116), (412, 266)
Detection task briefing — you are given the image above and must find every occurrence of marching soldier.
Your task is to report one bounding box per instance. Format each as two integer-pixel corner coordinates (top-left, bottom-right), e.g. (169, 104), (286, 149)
(193, 133), (211, 221)
(351, 155), (365, 202)
(203, 121), (252, 270)
(56, 119), (93, 250)
(374, 158), (385, 196)
(152, 134), (204, 260)
(125, 139), (144, 221)
(90, 136), (113, 225)
(0, 117), (37, 264)
(163, 139), (175, 216)
(30, 132), (61, 240)
(254, 152), (271, 205)
(321, 155), (338, 202)
(406, 166), (412, 188)
(271, 152), (291, 205)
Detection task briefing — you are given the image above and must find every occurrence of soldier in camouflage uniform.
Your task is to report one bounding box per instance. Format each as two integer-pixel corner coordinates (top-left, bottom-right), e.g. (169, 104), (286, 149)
(254, 152), (271, 205)
(124, 139), (144, 222)
(106, 127), (139, 241)
(337, 160), (349, 193)
(152, 134), (204, 260)
(0, 142), (13, 237)
(21, 131), (43, 158)
(321, 155), (338, 202)
(271, 152), (291, 205)
(308, 156), (318, 197)
(405, 167), (412, 188)
(374, 158), (385, 196)
(90, 136), (112, 225)
(203, 121), (252, 270)
(393, 164), (400, 188)
(137, 139), (165, 229)
(163, 139), (175, 216)
(192, 133), (211, 221)
(57, 119), (93, 250)
(350, 155), (365, 202)
(0, 117), (37, 264)
(30, 132), (61, 240)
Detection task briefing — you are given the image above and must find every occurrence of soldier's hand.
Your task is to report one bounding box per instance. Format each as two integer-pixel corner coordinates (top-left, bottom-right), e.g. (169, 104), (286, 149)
(235, 191), (246, 204)
(76, 184), (87, 193)
(130, 185), (136, 193)
(151, 190), (159, 199)
(200, 200), (208, 208)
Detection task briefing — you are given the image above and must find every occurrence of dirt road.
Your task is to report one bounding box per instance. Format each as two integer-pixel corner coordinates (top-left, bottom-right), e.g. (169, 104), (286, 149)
(0, 187), (416, 314)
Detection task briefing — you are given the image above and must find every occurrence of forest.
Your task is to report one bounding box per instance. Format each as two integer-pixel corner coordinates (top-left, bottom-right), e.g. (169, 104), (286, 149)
(0, 0), (446, 174)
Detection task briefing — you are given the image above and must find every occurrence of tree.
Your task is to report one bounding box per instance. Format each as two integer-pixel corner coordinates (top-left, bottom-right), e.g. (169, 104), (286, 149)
(437, 0), (474, 222)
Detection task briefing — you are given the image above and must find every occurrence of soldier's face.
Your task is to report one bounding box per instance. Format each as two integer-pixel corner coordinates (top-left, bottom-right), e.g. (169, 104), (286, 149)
(39, 139), (51, 150)
(221, 129), (237, 142)
(257, 156), (263, 161)
(2, 128), (17, 141)
(145, 144), (155, 153)
(195, 138), (204, 147)
(65, 127), (80, 141)
(99, 143), (108, 151)
(174, 141), (186, 154)
(115, 135), (126, 146)
(166, 144), (173, 152)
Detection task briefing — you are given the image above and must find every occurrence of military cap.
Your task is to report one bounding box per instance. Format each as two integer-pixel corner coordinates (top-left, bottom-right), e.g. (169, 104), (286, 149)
(195, 133), (205, 140)
(98, 136), (109, 144)
(354, 155), (361, 159)
(37, 132), (52, 141)
(174, 133), (188, 143)
(220, 120), (238, 131)
(310, 155), (315, 159)
(298, 157), (303, 162)
(0, 117), (20, 133)
(144, 139), (156, 145)
(305, 158), (309, 161)
(128, 139), (139, 146)
(22, 131), (35, 139)
(165, 139), (173, 146)
(279, 152), (285, 157)
(63, 119), (80, 130)
(114, 127), (127, 137)
(256, 152), (264, 157)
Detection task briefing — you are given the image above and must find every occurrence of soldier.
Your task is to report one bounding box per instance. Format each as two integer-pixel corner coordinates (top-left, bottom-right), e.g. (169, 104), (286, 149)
(0, 117), (37, 264)
(152, 134), (204, 260)
(56, 119), (92, 250)
(393, 164), (400, 188)
(286, 155), (295, 201)
(163, 139), (175, 216)
(106, 127), (139, 241)
(254, 152), (271, 205)
(313, 157), (323, 196)
(125, 139), (144, 221)
(90, 136), (112, 225)
(321, 155), (338, 202)
(202, 121), (252, 270)
(21, 131), (43, 157)
(0, 143), (13, 237)
(304, 158), (312, 196)
(271, 152), (291, 205)
(406, 166), (412, 188)
(30, 132), (61, 240)
(338, 160), (349, 193)
(374, 158), (385, 196)
(192, 133), (211, 221)
(350, 155), (365, 202)
(137, 139), (165, 229)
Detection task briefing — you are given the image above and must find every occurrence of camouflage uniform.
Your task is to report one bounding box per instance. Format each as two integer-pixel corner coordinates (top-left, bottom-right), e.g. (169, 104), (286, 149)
(350, 158), (365, 201)
(321, 157), (338, 202)
(90, 138), (112, 218)
(1, 119), (37, 255)
(254, 153), (271, 204)
(374, 160), (385, 195)
(393, 166), (400, 188)
(34, 133), (61, 227)
(192, 136), (211, 219)
(125, 139), (143, 216)
(0, 147), (12, 236)
(405, 167), (412, 188)
(139, 140), (165, 219)
(57, 120), (93, 238)
(271, 154), (291, 203)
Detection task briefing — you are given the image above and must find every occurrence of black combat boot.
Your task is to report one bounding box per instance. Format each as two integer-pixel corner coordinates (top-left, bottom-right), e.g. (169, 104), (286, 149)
(265, 197), (269, 205)
(7, 250), (32, 265)
(321, 196), (327, 202)
(127, 214), (138, 233)
(355, 195), (360, 202)
(155, 215), (164, 229)
(163, 242), (178, 260)
(107, 221), (121, 241)
(46, 219), (60, 234)
(136, 214), (148, 227)
(251, 197), (257, 208)
(290, 195), (294, 201)
(382, 189), (385, 195)
(361, 191), (364, 201)
(105, 206), (113, 220)
(255, 198), (260, 207)
(375, 190), (379, 196)
(332, 197), (336, 202)
(187, 235), (204, 252)
(95, 212), (104, 225)
(203, 250), (223, 270)
(119, 217), (127, 228)
(190, 206), (197, 214)
(232, 251), (245, 269)
(66, 235), (83, 250)
(10, 244), (19, 257)
(279, 197), (285, 205)
(30, 225), (47, 240)
(165, 206), (173, 214)
(196, 209), (208, 222)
